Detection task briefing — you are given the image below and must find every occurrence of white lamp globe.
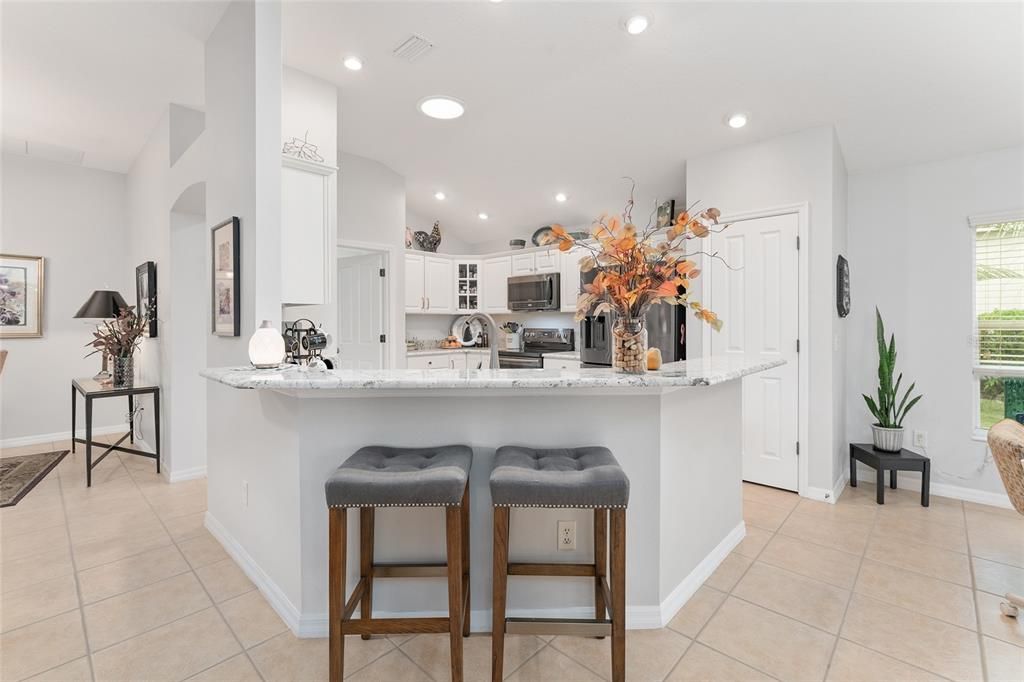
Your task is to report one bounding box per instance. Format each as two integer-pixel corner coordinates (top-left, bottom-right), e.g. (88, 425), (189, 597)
(249, 320), (285, 368)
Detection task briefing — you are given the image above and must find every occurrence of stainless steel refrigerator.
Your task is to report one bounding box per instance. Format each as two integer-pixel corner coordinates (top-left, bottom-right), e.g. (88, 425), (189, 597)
(578, 269), (686, 367)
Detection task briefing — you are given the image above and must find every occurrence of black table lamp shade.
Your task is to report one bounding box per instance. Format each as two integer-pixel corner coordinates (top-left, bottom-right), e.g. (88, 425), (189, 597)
(74, 290), (128, 319)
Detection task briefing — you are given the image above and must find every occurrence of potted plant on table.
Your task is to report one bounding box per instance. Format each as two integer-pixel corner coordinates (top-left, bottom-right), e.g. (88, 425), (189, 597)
(544, 181), (728, 373)
(863, 308), (923, 451)
(87, 307), (148, 387)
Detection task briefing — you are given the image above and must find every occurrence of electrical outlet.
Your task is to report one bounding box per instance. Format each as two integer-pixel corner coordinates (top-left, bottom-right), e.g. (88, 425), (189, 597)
(242, 480), (248, 508)
(914, 430), (928, 447)
(557, 520), (576, 551)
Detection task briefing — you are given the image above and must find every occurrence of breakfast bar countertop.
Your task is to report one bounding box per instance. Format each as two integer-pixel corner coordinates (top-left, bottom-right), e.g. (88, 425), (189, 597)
(201, 356), (784, 393)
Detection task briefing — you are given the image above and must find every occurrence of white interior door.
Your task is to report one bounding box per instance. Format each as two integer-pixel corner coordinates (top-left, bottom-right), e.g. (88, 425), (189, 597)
(337, 252), (386, 369)
(707, 214), (799, 491)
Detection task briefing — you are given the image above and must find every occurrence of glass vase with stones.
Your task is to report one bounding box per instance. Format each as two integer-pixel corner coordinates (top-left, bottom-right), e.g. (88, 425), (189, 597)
(612, 317), (648, 374)
(112, 355), (134, 387)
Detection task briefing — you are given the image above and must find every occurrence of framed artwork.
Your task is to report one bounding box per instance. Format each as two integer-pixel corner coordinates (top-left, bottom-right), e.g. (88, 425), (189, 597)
(136, 261), (158, 337)
(656, 199), (676, 229)
(837, 254), (851, 318)
(0, 254), (44, 338)
(211, 217), (241, 336)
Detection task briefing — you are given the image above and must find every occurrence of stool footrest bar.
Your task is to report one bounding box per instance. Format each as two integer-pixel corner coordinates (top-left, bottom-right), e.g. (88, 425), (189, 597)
(342, 617), (451, 635)
(507, 562), (596, 577)
(505, 618), (612, 637)
(372, 563), (448, 578)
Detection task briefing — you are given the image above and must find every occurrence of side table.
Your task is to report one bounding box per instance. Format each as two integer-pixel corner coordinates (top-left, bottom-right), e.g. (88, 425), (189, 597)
(71, 378), (161, 486)
(849, 442), (929, 506)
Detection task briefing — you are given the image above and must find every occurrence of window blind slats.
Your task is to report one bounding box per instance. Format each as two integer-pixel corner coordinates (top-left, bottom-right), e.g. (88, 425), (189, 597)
(976, 220), (1024, 366)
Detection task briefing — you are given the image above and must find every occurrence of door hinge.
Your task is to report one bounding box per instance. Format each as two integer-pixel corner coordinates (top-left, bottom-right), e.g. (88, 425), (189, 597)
(379, 334), (386, 343)
(796, 441), (800, 455)
(379, 268), (386, 277)
(796, 339), (800, 353)
(796, 236), (801, 250)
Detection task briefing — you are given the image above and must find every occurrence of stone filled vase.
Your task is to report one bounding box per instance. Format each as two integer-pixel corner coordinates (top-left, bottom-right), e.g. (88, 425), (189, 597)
(112, 355), (134, 388)
(612, 317), (647, 374)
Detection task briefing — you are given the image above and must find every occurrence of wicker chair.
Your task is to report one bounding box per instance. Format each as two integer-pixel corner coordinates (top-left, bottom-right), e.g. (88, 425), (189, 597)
(985, 419), (1024, 617)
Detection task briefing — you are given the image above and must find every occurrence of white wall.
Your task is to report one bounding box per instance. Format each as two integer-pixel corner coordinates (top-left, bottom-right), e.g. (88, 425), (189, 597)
(686, 126), (845, 494)
(282, 67), (337, 168)
(832, 134), (850, 494)
(339, 151), (405, 367)
(846, 145), (1024, 501)
(0, 154), (132, 442)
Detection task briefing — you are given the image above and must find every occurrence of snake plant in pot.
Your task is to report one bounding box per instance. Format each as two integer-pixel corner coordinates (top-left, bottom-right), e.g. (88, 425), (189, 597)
(863, 308), (923, 452)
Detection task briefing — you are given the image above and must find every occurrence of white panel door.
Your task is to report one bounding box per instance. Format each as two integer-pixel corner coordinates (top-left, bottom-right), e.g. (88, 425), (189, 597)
(424, 256), (454, 312)
(281, 164), (329, 304)
(483, 257), (512, 312)
(404, 254), (424, 312)
(560, 249), (581, 312)
(534, 250), (559, 273)
(708, 214), (799, 491)
(511, 253), (536, 275)
(337, 253), (385, 369)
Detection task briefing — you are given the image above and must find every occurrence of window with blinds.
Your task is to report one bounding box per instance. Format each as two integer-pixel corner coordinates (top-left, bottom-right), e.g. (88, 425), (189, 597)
(976, 220), (1024, 366)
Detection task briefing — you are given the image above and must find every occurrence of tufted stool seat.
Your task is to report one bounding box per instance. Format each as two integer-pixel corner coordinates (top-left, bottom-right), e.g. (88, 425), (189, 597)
(490, 445), (629, 682)
(490, 446), (630, 509)
(326, 445), (472, 508)
(326, 445), (472, 682)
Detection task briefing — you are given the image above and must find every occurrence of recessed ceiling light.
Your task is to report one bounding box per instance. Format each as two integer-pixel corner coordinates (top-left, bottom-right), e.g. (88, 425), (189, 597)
(625, 15), (650, 35)
(343, 56), (363, 71)
(555, 192), (568, 203)
(478, 212), (489, 220)
(434, 191), (446, 201)
(418, 96), (465, 120)
(490, 0), (504, 3)
(726, 112), (749, 129)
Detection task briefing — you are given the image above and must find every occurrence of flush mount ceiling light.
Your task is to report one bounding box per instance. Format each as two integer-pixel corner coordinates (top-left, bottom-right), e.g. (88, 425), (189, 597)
(555, 192), (568, 203)
(478, 212), (489, 220)
(434, 191), (446, 200)
(418, 96), (465, 120)
(343, 56), (363, 71)
(624, 15), (650, 35)
(725, 112), (749, 129)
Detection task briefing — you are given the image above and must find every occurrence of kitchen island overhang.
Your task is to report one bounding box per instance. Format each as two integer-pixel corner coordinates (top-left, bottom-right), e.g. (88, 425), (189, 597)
(201, 359), (782, 637)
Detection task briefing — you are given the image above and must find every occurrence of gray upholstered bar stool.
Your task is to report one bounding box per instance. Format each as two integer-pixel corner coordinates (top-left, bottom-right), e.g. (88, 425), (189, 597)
(490, 446), (629, 682)
(325, 445), (472, 682)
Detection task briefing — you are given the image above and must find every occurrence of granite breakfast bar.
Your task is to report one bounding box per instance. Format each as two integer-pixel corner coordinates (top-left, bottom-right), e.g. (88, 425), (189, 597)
(201, 358), (782, 637)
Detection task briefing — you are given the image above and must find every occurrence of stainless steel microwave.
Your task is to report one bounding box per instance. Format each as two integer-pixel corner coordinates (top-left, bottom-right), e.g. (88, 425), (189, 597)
(507, 273), (560, 311)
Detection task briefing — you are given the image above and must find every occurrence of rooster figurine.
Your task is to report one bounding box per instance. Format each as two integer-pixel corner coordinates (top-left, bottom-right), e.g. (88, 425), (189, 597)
(414, 221), (442, 252)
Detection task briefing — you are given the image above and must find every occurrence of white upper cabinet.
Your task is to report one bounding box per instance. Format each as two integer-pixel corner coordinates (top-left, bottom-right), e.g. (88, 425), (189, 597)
(424, 256), (454, 313)
(483, 256), (511, 313)
(511, 253), (536, 275)
(405, 253), (426, 312)
(454, 260), (481, 313)
(535, 249), (559, 273)
(281, 156), (337, 305)
(560, 248), (581, 312)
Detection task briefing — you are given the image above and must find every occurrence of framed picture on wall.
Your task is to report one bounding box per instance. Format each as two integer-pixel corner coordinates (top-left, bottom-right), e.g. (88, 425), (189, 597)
(837, 254), (851, 318)
(136, 261), (158, 337)
(656, 199), (676, 229)
(0, 254), (44, 338)
(211, 217), (240, 336)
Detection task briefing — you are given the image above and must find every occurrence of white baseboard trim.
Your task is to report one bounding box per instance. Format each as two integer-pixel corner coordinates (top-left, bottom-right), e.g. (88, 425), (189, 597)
(204, 512), (305, 635)
(2, 424), (126, 449)
(852, 463), (1013, 509)
(802, 470), (848, 505)
(206, 511), (742, 638)
(656, 521), (746, 627)
(168, 465), (207, 483)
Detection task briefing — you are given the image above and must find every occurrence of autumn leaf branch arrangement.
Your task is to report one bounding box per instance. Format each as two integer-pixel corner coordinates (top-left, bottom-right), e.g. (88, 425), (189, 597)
(86, 307), (148, 359)
(543, 180), (729, 330)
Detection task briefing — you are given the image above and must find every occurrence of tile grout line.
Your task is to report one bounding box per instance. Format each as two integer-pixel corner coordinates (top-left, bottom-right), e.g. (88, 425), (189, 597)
(117, 451), (268, 682)
(963, 498), (990, 682)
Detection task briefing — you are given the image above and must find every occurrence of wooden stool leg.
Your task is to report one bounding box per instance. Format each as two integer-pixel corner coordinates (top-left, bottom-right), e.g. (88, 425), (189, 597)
(610, 509), (626, 682)
(359, 507), (375, 640)
(492, 506), (510, 682)
(461, 485), (471, 637)
(594, 508), (608, 633)
(446, 507), (464, 682)
(329, 507), (347, 682)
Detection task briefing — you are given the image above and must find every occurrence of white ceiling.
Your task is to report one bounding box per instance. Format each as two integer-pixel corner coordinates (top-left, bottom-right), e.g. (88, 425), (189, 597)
(283, 1), (1024, 247)
(1, 1), (227, 173)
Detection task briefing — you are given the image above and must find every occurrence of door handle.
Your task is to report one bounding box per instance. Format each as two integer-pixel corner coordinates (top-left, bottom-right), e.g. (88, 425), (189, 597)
(421, 296), (425, 310)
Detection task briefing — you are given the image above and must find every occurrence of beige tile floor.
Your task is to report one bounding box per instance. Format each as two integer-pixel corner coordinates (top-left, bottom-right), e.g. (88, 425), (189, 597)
(2, 437), (1023, 681)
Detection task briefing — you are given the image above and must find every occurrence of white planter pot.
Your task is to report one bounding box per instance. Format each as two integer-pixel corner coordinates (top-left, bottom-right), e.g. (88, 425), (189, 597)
(871, 425), (904, 452)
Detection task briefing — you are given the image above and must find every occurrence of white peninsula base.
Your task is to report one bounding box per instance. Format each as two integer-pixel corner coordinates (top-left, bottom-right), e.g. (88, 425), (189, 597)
(201, 360), (780, 636)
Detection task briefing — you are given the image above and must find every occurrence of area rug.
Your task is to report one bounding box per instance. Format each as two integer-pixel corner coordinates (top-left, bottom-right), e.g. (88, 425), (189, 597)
(0, 450), (68, 507)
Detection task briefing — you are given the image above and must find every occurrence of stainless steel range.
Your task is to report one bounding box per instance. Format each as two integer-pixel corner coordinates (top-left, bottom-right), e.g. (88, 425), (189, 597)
(498, 328), (574, 369)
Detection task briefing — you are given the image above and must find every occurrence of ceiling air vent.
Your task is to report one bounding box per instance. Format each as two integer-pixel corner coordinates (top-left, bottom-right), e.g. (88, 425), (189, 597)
(392, 34), (434, 62)
(2, 137), (84, 166)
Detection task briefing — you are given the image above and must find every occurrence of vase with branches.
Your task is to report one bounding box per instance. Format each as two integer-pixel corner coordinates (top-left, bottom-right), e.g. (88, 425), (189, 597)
(544, 181), (730, 373)
(863, 307), (923, 451)
(87, 307), (148, 387)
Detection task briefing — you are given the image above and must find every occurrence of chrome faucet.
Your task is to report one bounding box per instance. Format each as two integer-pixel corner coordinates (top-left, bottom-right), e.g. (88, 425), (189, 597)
(466, 312), (500, 370)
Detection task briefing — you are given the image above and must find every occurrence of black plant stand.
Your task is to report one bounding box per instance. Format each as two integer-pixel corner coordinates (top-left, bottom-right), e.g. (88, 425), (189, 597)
(71, 378), (160, 487)
(849, 442), (929, 507)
